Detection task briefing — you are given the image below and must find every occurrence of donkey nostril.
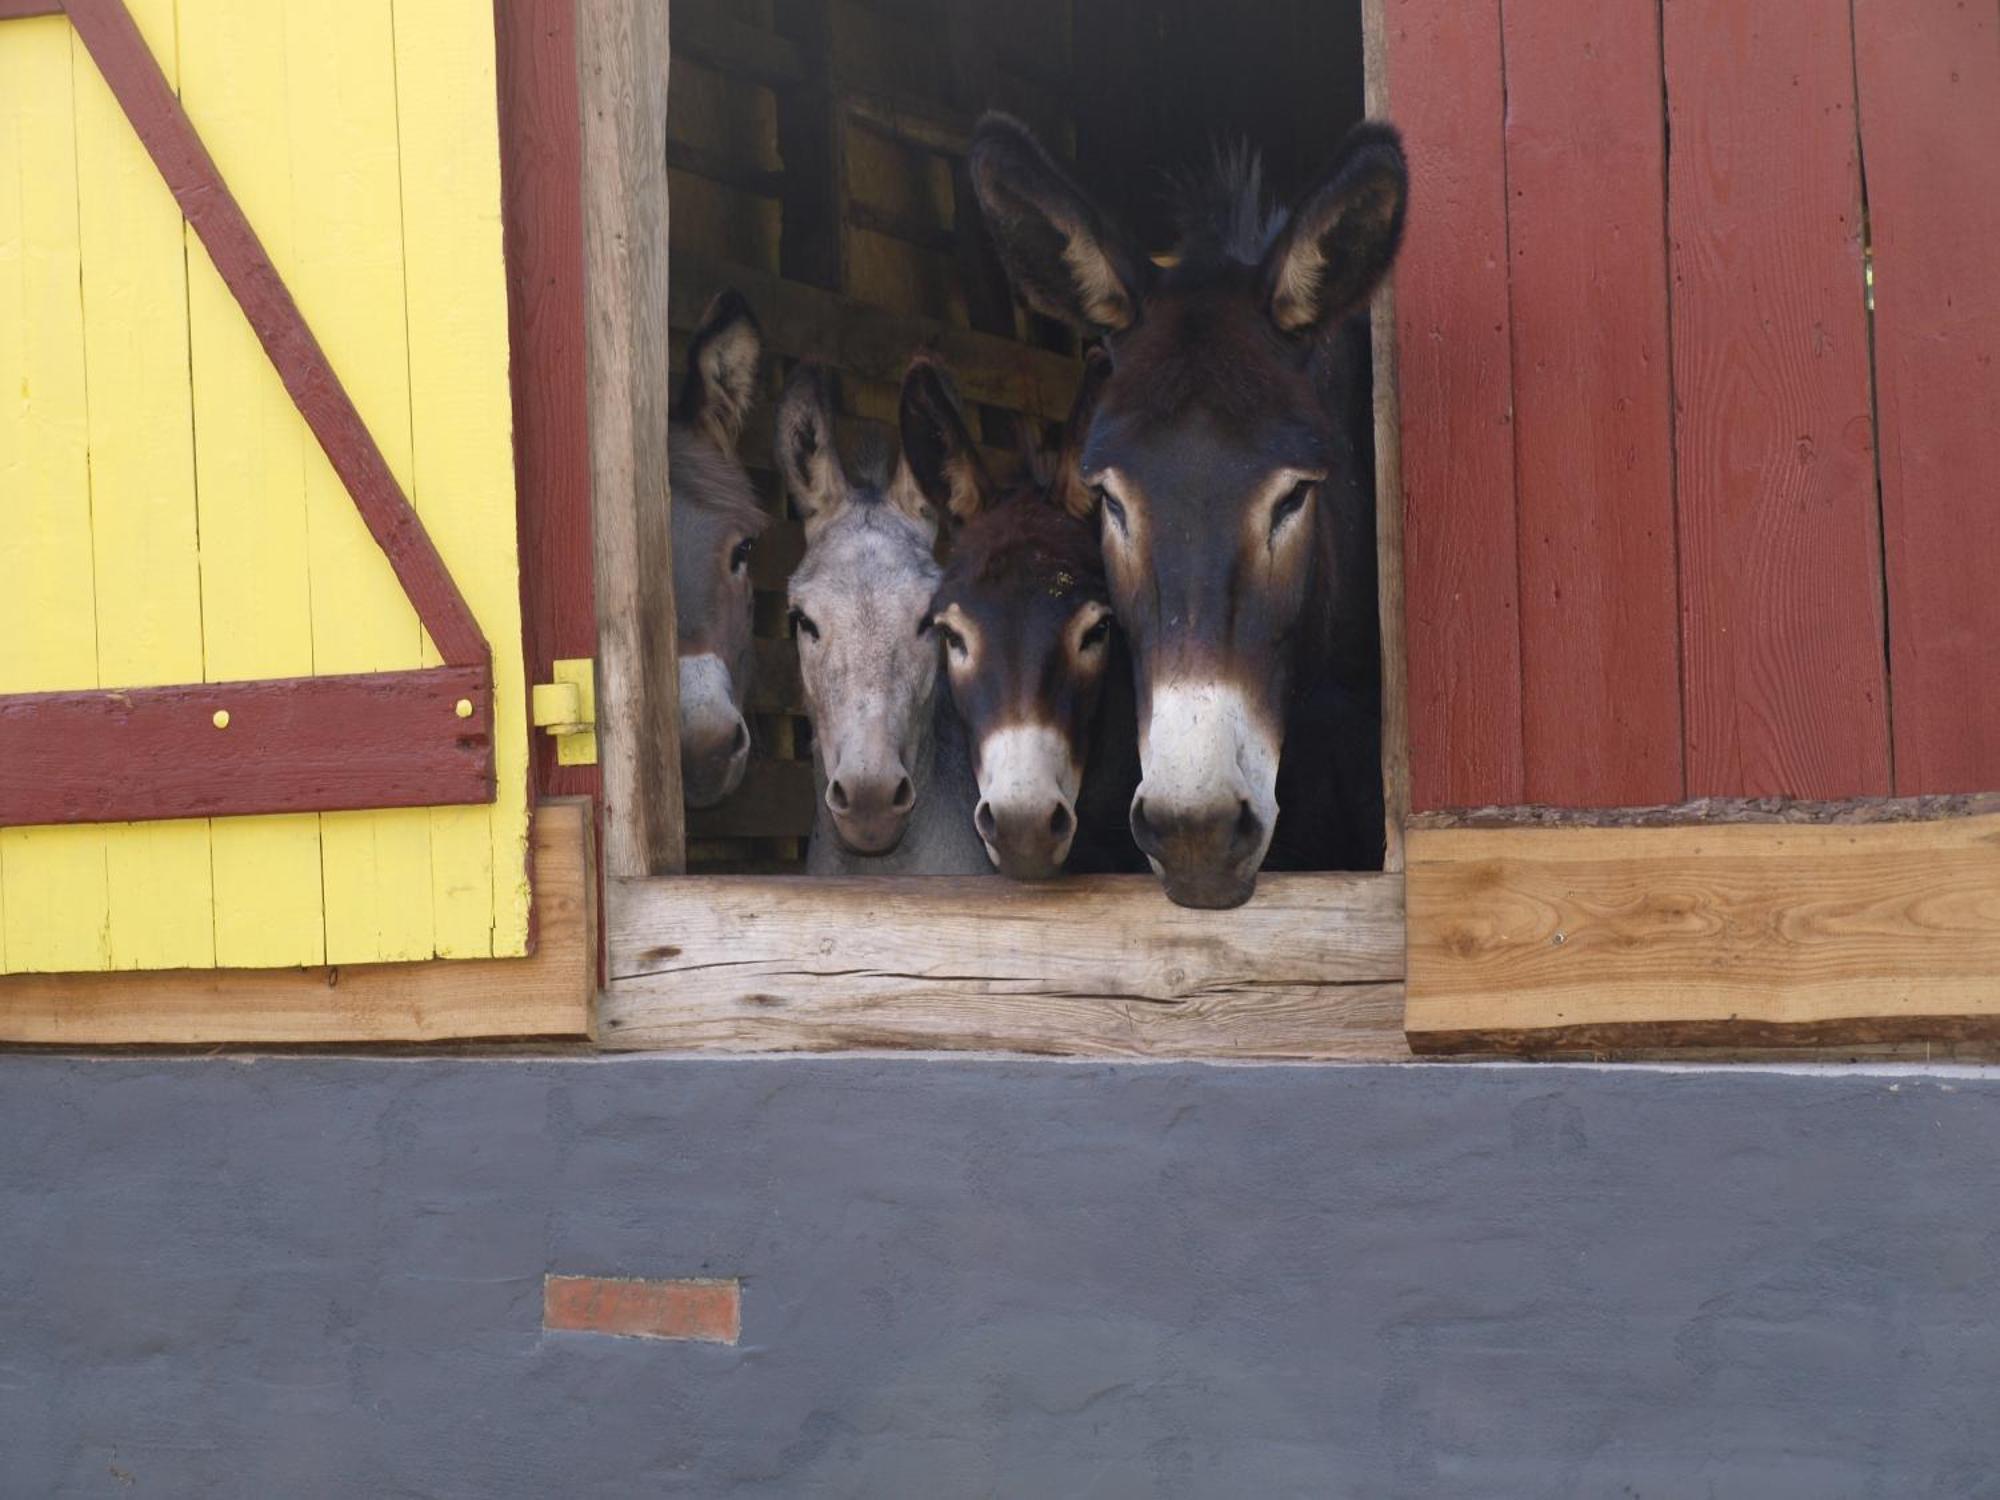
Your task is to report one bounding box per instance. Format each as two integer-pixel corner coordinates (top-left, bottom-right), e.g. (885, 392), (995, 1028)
(1229, 799), (1266, 861)
(729, 720), (750, 758)
(892, 777), (915, 811)
(1049, 802), (1074, 839)
(975, 801), (998, 841)
(1130, 797), (1161, 857)
(827, 779), (850, 813)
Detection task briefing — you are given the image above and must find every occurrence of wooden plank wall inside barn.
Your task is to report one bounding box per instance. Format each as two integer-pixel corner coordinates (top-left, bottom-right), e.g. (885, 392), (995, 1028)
(664, 0), (1081, 872)
(1387, 0), (2000, 812)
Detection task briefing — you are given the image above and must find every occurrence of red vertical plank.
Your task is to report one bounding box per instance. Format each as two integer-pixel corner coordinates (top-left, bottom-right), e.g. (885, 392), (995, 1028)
(1663, 0), (1890, 800)
(1502, 0), (1683, 807)
(1383, 0), (1524, 810)
(1853, 0), (2000, 795)
(496, 0), (602, 804)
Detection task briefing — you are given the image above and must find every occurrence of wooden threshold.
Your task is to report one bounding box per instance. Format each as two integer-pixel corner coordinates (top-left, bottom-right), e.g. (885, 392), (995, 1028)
(0, 800), (595, 1045)
(1405, 812), (2000, 1054)
(600, 871), (1408, 1059)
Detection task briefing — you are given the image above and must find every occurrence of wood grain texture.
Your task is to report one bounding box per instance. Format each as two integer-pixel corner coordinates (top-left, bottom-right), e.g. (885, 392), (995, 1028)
(0, 800), (594, 1043)
(1502, 0), (1683, 807)
(1380, 0), (1524, 810)
(1663, 0), (1889, 800)
(0, 668), (494, 826)
(601, 873), (1408, 1059)
(0, 14), (109, 973)
(176, 0), (327, 968)
(1405, 815), (2000, 1053)
(1853, 0), (2000, 795)
(391, 0), (529, 958)
(68, 0), (208, 968)
(578, 0), (686, 877)
(498, 0), (604, 805)
(1363, 0), (1408, 872)
(61, 0), (488, 669)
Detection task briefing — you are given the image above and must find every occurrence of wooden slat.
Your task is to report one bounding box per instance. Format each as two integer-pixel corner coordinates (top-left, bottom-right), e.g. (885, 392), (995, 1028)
(178, 0), (326, 968)
(601, 872), (1407, 1058)
(1663, 0), (1889, 800)
(1502, 0), (1682, 807)
(671, 5), (804, 88)
(1381, 0), (1523, 810)
(497, 0), (603, 806)
(0, 14), (109, 974)
(746, 636), (804, 714)
(579, 0), (686, 876)
(669, 254), (1079, 422)
(0, 800), (595, 1044)
(1853, 0), (2000, 795)
(0, 667), (494, 826)
(1363, 0), (1408, 872)
(1405, 814), (2000, 1053)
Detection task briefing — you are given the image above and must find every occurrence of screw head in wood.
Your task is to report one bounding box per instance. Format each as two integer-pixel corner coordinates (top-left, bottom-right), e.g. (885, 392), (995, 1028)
(212, 709), (230, 730)
(455, 698), (474, 719)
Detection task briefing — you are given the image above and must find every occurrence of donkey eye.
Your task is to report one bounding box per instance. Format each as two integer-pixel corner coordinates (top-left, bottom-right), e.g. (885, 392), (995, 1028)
(1079, 615), (1112, 651)
(935, 622), (968, 656)
(1092, 485), (1128, 534)
(1270, 480), (1315, 537)
(789, 607), (820, 641)
(730, 537), (756, 574)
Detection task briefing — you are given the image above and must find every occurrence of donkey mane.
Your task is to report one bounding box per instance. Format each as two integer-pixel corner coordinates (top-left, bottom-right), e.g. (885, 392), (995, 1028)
(669, 429), (770, 538)
(1164, 141), (1288, 274)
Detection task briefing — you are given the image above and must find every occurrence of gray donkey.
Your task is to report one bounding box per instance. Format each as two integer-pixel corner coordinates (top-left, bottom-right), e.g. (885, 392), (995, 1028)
(776, 362), (989, 876)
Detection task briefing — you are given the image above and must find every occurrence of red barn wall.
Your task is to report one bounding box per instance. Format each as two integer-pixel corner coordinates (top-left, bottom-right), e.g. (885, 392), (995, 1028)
(1386, 0), (2000, 810)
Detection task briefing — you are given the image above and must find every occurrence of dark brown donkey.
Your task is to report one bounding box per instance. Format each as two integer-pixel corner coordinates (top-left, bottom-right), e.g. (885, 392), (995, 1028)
(670, 290), (772, 807)
(971, 120), (1407, 906)
(902, 352), (1143, 878)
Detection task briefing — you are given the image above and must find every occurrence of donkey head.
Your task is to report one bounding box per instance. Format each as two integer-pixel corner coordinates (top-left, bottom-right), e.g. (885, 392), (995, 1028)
(779, 362), (945, 856)
(971, 116), (1406, 906)
(670, 289), (770, 808)
(909, 353), (1117, 880)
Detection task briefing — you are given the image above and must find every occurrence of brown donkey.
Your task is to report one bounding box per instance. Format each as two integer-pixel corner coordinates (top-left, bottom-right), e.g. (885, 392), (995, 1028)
(971, 121), (1407, 906)
(902, 353), (1143, 878)
(670, 290), (771, 808)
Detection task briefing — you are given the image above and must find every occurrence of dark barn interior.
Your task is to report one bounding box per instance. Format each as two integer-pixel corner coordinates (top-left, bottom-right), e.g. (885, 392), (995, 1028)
(666, 0), (1370, 873)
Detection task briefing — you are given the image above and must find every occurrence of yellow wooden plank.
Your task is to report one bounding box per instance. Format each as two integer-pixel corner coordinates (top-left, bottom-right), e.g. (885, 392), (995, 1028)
(177, 0), (326, 968)
(1405, 816), (2000, 1052)
(0, 18), (110, 975)
(283, 0), (435, 965)
(70, 0), (215, 970)
(391, 0), (529, 957)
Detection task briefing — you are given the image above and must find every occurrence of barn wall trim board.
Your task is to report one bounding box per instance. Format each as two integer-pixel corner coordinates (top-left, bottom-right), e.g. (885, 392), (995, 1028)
(1405, 811), (2000, 1054)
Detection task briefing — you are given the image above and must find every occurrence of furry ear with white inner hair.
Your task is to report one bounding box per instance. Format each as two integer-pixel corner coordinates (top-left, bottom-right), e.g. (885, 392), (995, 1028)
(676, 288), (763, 451)
(898, 356), (994, 528)
(1261, 121), (1409, 335)
(776, 362), (850, 541)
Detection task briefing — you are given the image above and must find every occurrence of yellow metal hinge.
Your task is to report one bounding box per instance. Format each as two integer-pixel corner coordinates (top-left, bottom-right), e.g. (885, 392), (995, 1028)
(531, 658), (598, 766)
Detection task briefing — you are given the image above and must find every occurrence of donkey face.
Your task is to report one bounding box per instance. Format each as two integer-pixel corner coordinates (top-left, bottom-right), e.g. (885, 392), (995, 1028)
(971, 117), (1406, 906)
(670, 290), (769, 808)
(779, 363), (945, 856)
(909, 355), (1116, 880)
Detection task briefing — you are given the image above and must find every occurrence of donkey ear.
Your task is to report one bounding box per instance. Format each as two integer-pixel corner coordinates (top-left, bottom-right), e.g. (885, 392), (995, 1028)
(775, 362), (848, 539)
(1261, 121), (1408, 335)
(898, 357), (993, 526)
(1053, 346), (1115, 521)
(969, 113), (1147, 335)
(676, 288), (763, 451)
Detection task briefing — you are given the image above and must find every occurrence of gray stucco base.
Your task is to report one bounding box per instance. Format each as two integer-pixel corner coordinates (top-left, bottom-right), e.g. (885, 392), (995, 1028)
(3, 1057), (1997, 1498)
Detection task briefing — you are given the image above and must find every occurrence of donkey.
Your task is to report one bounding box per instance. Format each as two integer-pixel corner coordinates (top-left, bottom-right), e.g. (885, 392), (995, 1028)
(970, 118), (1407, 906)
(902, 352), (1144, 879)
(776, 362), (989, 876)
(671, 289), (772, 808)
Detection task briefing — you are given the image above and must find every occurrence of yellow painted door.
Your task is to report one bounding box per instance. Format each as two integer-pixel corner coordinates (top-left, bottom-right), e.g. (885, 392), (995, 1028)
(0, 1), (528, 974)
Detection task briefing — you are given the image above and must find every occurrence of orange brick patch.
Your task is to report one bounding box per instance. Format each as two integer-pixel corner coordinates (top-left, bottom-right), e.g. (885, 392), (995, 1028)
(542, 1276), (740, 1344)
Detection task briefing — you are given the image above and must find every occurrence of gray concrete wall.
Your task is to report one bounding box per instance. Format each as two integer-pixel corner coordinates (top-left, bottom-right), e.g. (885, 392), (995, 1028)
(2, 1057), (1998, 1498)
